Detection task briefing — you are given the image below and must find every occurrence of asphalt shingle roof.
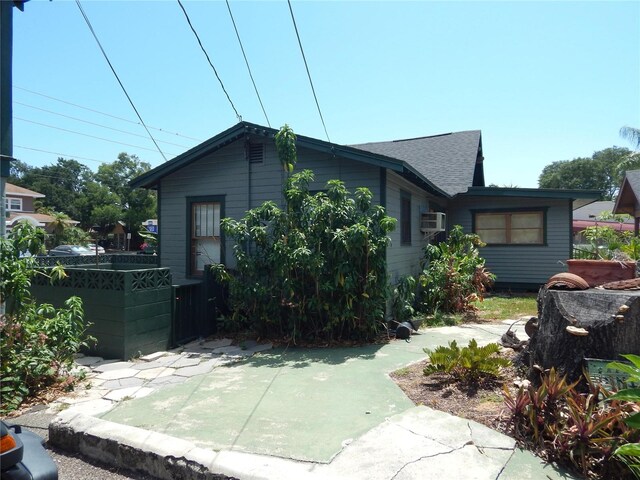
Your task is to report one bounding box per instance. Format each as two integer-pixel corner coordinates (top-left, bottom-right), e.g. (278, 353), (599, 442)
(351, 130), (482, 196)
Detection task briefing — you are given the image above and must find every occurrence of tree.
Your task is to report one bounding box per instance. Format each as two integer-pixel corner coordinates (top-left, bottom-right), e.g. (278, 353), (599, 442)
(538, 147), (632, 200)
(90, 204), (121, 232)
(620, 126), (640, 150)
(75, 181), (121, 229)
(95, 153), (156, 234)
(13, 158), (94, 220)
(48, 211), (71, 247)
(618, 127), (640, 176)
(7, 159), (31, 183)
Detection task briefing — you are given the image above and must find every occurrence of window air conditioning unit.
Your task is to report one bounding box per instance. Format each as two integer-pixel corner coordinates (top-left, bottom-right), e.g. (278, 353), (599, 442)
(420, 212), (446, 233)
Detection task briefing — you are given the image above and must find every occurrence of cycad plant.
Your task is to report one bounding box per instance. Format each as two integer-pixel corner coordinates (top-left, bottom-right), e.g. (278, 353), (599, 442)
(423, 339), (510, 382)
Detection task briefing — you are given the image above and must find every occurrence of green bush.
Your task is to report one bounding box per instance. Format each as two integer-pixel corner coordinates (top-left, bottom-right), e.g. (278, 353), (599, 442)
(0, 222), (93, 414)
(419, 225), (495, 314)
(219, 169), (395, 343)
(423, 339), (510, 382)
(503, 368), (640, 479)
(608, 354), (640, 478)
(391, 275), (416, 324)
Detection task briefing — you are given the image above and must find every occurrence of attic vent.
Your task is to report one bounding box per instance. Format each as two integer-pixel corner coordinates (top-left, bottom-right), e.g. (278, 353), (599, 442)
(248, 143), (265, 164)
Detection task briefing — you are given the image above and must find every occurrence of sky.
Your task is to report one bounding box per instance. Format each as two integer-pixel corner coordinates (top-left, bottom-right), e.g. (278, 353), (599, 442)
(8, 0), (640, 188)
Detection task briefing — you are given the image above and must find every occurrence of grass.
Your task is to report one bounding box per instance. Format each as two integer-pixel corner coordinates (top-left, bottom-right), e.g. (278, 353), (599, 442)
(416, 293), (538, 327)
(472, 293), (537, 321)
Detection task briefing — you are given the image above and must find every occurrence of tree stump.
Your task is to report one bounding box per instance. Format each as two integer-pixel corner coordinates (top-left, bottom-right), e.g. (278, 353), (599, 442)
(528, 288), (640, 384)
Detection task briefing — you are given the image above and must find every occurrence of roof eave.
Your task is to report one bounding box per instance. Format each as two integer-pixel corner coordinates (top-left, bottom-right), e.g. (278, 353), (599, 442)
(458, 186), (602, 209)
(130, 121), (414, 189)
(130, 122), (252, 189)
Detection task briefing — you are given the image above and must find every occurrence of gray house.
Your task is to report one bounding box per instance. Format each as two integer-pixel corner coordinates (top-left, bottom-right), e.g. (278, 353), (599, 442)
(131, 121), (599, 290)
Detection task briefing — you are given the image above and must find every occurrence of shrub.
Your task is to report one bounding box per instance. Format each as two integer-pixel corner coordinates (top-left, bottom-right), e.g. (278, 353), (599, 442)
(0, 222), (93, 414)
(423, 339), (510, 382)
(503, 368), (640, 479)
(391, 275), (416, 324)
(419, 225), (495, 314)
(607, 355), (640, 478)
(219, 169), (396, 343)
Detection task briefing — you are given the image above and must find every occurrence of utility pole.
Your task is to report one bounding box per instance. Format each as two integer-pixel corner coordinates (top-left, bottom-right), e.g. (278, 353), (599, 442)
(0, 1), (28, 238)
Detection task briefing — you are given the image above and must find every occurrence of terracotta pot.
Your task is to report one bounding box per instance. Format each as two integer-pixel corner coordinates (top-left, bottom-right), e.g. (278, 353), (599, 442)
(566, 259), (637, 287)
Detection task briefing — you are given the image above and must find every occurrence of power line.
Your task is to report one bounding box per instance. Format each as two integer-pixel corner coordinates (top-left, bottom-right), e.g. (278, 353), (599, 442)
(15, 102), (191, 149)
(176, 0), (242, 122)
(15, 117), (178, 156)
(286, 0), (330, 143)
(225, 0), (270, 127)
(75, 0), (168, 161)
(13, 86), (202, 142)
(14, 145), (111, 165)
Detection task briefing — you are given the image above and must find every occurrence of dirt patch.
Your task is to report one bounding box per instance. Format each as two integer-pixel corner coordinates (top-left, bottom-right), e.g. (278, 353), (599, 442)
(390, 349), (520, 433)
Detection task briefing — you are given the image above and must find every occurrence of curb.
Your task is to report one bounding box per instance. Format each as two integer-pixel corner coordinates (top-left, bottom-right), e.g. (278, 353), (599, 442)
(49, 411), (318, 480)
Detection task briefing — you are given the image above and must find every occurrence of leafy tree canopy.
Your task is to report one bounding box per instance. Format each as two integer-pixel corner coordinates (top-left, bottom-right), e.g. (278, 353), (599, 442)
(95, 153), (156, 232)
(9, 158), (94, 220)
(8, 152), (156, 234)
(538, 146), (632, 200)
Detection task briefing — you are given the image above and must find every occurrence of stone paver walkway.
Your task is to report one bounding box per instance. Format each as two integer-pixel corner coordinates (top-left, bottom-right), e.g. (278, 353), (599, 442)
(47, 338), (273, 417)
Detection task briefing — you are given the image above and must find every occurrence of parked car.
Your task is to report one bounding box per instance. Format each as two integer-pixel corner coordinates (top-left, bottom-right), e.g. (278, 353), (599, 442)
(86, 243), (105, 254)
(48, 245), (93, 256)
(0, 421), (58, 479)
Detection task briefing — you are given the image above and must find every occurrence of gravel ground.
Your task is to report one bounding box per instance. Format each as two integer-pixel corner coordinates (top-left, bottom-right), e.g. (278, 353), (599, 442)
(4, 407), (158, 480)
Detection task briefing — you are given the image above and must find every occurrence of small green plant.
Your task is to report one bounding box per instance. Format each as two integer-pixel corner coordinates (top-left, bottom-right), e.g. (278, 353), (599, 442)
(581, 223), (638, 260)
(621, 237), (640, 261)
(0, 222), (93, 414)
(419, 225), (495, 314)
(608, 354), (640, 478)
(391, 275), (416, 324)
(503, 368), (640, 479)
(423, 339), (510, 382)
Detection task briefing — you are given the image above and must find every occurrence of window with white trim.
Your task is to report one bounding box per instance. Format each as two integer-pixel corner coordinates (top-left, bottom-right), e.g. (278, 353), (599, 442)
(190, 201), (221, 276)
(5, 197), (22, 211)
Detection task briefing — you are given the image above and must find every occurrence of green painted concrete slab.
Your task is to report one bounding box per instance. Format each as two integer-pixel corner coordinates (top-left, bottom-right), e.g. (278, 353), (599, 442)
(101, 324), (513, 463)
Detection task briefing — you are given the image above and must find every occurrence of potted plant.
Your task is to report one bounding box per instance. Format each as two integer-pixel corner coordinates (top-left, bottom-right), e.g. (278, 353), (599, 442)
(568, 225), (637, 287)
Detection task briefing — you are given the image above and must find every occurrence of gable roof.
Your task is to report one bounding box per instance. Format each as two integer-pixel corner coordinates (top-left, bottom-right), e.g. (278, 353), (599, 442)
(613, 169), (640, 217)
(6, 182), (45, 198)
(351, 130), (483, 196)
(130, 121), (450, 198)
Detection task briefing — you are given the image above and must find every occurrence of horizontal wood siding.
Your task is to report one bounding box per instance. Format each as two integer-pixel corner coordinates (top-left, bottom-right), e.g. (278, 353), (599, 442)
(160, 141), (249, 279)
(385, 172), (432, 282)
(296, 147), (381, 201)
(449, 196), (572, 287)
(159, 138), (383, 282)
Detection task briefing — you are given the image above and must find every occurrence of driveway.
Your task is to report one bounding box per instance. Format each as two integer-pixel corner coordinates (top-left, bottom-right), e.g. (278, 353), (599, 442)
(48, 322), (577, 479)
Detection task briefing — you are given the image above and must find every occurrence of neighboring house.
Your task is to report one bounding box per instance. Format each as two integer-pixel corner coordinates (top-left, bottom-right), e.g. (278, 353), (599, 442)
(5, 182), (79, 232)
(613, 169), (640, 235)
(95, 221), (127, 250)
(131, 121), (599, 290)
(572, 200), (635, 244)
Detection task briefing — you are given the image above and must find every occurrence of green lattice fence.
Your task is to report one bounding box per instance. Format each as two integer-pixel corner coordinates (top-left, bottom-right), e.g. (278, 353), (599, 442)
(30, 265), (172, 360)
